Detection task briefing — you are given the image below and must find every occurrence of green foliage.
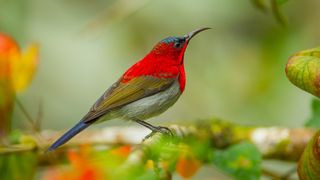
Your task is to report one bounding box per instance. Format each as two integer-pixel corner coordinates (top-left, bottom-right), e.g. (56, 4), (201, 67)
(0, 150), (38, 180)
(6, 130), (37, 148)
(136, 170), (158, 180)
(250, 0), (288, 25)
(298, 130), (320, 179)
(270, 0), (287, 26)
(8, 129), (23, 144)
(305, 99), (320, 128)
(250, 0), (267, 11)
(212, 142), (262, 180)
(286, 47), (320, 98)
(0, 130), (38, 180)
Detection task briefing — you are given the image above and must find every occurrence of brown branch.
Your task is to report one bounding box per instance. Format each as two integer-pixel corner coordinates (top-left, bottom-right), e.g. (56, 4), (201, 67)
(39, 120), (315, 162)
(2, 119), (312, 179)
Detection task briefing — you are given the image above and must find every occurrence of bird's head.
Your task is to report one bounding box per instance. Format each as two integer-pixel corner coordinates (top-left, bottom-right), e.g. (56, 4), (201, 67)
(150, 27), (210, 63)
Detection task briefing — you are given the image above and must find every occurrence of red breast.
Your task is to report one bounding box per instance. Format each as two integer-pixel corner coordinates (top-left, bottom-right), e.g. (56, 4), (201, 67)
(121, 42), (186, 92)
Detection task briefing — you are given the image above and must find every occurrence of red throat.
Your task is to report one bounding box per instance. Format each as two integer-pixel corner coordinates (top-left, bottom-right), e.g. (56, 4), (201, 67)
(121, 44), (187, 92)
(178, 63), (186, 92)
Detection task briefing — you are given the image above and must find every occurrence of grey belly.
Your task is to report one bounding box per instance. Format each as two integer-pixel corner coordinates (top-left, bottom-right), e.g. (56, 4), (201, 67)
(110, 80), (181, 120)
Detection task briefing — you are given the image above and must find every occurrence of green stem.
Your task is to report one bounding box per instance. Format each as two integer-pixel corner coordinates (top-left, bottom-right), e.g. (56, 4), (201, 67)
(0, 80), (14, 139)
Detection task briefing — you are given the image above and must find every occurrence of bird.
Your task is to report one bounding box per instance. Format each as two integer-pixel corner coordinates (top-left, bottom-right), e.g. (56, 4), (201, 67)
(48, 27), (210, 151)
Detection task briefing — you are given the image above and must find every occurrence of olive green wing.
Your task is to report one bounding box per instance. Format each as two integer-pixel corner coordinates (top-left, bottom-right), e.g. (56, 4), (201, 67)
(82, 76), (176, 123)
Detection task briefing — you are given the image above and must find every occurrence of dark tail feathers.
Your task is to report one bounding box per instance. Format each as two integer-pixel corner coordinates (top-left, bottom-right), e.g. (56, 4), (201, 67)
(47, 121), (90, 151)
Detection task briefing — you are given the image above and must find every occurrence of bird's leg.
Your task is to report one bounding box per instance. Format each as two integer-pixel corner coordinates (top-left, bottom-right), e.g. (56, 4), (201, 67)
(133, 119), (173, 136)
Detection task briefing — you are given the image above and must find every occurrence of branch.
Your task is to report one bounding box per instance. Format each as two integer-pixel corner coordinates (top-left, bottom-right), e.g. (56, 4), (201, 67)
(39, 120), (315, 161)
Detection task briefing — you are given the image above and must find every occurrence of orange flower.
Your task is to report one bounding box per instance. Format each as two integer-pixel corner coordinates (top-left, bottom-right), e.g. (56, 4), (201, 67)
(110, 145), (132, 158)
(0, 32), (38, 135)
(0, 32), (38, 92)
(68, 150), (103, 180)
(176, 153), (201, 179)
(43, 150), (104, 180)
(0, 33), (19, 80)
(0, 33), (19, 53)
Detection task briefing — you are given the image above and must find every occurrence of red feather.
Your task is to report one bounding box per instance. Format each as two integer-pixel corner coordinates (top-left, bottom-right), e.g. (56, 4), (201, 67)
(121, 42), (187, 92)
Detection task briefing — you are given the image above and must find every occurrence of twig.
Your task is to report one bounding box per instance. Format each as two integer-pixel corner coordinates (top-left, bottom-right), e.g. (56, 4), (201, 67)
(15, 98), (44, 132)
(15, 98), (38, 132)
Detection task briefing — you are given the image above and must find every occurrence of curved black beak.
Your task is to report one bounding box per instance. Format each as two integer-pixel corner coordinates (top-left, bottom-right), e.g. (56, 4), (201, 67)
(185, 27), (211, 41)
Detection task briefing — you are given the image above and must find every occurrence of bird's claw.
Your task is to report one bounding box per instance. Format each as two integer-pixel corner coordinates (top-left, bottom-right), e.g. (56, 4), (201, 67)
(143, 126), (174, 142)
(155, 126), (174, 136)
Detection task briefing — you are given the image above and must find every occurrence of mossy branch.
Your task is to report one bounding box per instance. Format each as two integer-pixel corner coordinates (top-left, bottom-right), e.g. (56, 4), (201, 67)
(38, 120), (314, 162)
(2, 119), (316, 179)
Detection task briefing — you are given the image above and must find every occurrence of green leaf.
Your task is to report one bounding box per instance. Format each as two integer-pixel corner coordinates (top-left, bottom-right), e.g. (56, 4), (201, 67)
(212, 142), (262, 180)
(0, 150), (38, 180)
(305, 99), (320, 128)
(250, 0), (288, 26)
(136, 170), (158, 180)
(271, 0), (287, 26)
(298, 130), (320, 179)
(250, 0), (267, 12)
(8, 129), (22, 144)
(285, 47), (320, 98)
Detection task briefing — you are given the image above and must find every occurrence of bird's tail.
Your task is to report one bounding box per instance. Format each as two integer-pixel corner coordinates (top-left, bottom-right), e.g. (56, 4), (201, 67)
(47, 121), (90, 151)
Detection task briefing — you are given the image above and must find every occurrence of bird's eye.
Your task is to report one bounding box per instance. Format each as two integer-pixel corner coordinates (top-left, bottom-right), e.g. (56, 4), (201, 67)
(174, 41), (184, 48)
(173, 42), (180, 48)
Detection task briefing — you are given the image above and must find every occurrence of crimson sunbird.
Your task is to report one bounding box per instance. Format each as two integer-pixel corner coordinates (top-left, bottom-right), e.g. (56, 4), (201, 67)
(48, 27), (210, 151)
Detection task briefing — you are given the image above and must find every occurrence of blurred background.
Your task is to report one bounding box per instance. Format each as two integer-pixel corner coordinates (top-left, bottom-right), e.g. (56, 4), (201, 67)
(1, 0), (320, 130)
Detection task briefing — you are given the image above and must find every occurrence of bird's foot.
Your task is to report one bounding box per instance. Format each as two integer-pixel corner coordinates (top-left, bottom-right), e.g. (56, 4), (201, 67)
(133, 119), (174, 138)
(143, 126), (173, 141)
(143, 131), (156, 141)
(154, 126), (174, 136)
